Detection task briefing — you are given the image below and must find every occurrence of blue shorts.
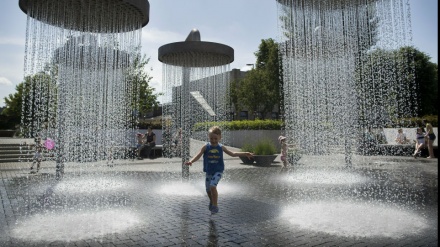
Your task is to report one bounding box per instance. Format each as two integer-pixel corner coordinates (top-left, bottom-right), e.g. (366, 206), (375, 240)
(205, 172), (222, 192)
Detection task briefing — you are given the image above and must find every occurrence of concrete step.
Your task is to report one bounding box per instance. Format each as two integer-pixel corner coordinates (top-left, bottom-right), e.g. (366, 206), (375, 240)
(0, 157), (33, 163)
(0, 150), (34, 154)
(0, 153), (34, 159)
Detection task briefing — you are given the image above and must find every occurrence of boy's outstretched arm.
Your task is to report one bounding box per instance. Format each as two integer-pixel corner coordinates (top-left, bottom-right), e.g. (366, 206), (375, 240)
(222, 146), (253, 159)
(185, 145), (206, 166)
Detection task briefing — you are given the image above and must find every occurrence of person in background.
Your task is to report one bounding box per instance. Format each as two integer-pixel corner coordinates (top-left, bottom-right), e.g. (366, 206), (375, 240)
(143, 127), (156, 159)
(395, 128), (409, 144)
(425, 123), (436, 158)
(413, 127), (426, 158)
(278, 135), (288, 167)
(136, 132), (145, 160)
(30, 137), (43, 173)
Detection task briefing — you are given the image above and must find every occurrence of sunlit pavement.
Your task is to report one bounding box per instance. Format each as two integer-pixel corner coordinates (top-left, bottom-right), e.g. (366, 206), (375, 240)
(0, 142), (437, 246)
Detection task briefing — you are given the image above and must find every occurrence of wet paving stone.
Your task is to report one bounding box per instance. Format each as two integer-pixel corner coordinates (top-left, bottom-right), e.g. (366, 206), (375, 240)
(0, 154), (438, 246)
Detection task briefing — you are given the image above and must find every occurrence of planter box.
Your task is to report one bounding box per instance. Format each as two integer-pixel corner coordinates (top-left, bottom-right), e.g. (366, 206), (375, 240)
(239, 156), (254, 164)
(253, 155), (277, 166)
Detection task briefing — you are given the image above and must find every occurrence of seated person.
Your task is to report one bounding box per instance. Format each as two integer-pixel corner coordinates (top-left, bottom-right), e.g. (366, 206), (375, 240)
(413, 127), (426, 158)
(395, 128), (409, 144)
(140, 127), (156, 159)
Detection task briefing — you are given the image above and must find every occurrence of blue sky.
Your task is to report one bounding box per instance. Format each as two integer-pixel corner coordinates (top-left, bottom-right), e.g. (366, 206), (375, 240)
(0, 0), (437, 107)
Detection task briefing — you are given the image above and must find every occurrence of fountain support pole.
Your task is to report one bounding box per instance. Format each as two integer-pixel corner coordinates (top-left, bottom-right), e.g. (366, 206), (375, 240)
(181, 68), (191, 179)
(159, 29), (234, 179)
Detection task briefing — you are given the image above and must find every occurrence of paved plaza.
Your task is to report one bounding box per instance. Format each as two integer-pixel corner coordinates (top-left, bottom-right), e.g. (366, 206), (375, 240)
(0, 139), (438, 246)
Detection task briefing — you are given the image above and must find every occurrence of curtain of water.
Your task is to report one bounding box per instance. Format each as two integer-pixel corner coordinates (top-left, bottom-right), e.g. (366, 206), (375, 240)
(22, 1), (143, 169)
(277, 0), (414, 158)
(161, 55), (231, 177)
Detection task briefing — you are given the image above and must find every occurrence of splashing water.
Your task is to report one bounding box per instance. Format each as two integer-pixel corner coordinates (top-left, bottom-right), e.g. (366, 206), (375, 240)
(21, 1), (145, 175)
(277, 0), (416, 160)
(282, 201), (429, 238)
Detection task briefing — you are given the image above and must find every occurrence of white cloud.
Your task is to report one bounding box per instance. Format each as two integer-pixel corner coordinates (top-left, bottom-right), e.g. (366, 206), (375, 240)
(0, 77), (13, 86)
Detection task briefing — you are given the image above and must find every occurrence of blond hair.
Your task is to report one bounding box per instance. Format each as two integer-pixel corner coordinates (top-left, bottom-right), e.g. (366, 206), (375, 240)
(426, 123), (434, 134)
(209, 126), (222, 136)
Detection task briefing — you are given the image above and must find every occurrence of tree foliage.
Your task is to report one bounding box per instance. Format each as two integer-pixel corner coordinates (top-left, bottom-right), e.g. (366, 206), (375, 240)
(2, 83), (25, 118)
(232, 38), (283, 119)
(127, 54), (161, 118)
(355, 46), (437, 127)
(1, 53), (161, 129)
(409, 47), (438, 116)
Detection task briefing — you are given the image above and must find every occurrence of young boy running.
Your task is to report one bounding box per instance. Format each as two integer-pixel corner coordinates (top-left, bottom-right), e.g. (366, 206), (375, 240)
(185, 126), (253, 214)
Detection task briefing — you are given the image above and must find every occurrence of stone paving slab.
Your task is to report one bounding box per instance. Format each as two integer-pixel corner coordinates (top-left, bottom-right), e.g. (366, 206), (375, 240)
(0, 139), (437, 246)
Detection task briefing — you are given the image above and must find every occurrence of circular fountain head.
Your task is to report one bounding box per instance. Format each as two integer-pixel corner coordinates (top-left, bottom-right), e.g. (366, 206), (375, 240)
(19, 0), (150, 32)
(158, 29), (234, 67)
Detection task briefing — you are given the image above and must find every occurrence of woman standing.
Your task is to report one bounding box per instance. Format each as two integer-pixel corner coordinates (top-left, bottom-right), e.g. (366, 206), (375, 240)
(425, 123), (436, 158)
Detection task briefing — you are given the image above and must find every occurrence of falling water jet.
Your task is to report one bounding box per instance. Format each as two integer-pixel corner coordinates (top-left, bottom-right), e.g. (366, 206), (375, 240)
(158, 29), (234, 178)
(276, 0), (415, 164)
(19, 0), (150, 180)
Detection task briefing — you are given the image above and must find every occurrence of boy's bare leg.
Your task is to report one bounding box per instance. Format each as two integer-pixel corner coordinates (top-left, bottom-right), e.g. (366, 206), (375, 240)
(207, 191), (212, 204)
(210, 186), (218, 206)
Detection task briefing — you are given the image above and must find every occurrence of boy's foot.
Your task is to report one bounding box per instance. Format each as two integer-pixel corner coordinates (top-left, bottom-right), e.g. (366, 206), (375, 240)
(209, 203), (213, 211)
(210, 206), (219, 214)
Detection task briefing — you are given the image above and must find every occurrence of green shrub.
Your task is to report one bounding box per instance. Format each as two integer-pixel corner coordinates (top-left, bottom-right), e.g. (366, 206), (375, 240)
(389, 115), (438, 127)
(253, 139), (277, 155)
(240, 143), (255, 152)
(138, 119), (162, 129)
(193, 119), (283, 131)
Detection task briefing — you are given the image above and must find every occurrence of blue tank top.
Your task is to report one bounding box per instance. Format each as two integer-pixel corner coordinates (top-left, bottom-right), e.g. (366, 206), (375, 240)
(203, 143), (224, 175)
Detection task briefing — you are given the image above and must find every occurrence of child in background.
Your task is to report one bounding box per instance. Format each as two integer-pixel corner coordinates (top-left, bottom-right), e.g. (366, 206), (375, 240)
(136, 132), (144, 160)
(278, 135), (288, 167)
(425, 123), (436, 158)
(413, 127), (426, 158)
(395, 128), (408, 144)
(185, 126), (253, 214)
(30, 137), (43, 173)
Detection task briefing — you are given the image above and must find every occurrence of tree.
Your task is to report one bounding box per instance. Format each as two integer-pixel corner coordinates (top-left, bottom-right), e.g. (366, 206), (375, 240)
(2, 83), (25, 118)
(409, 48), (438, 116)
(127, 54), (161, 119)
(355, 46), (438, 128)
(255, 38), (283, 115)
(234, 38), (283, 119)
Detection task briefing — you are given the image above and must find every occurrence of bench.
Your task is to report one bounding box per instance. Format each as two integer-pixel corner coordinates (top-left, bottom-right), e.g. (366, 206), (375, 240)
(151, 145), (163, 157)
